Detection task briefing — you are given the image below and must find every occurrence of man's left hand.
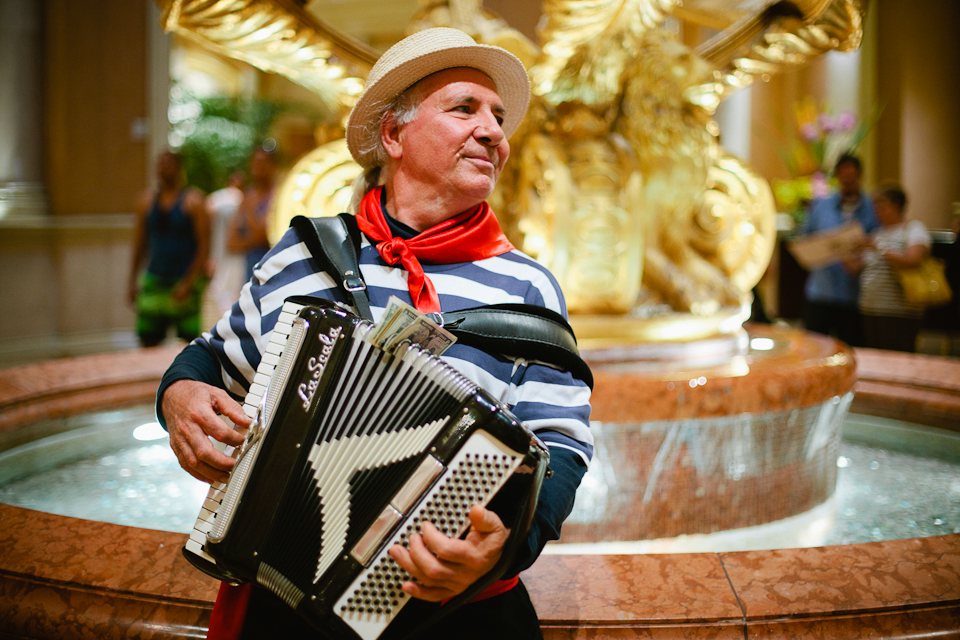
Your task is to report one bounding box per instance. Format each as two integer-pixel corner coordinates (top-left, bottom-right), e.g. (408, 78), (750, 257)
(388, 504), (509, 602)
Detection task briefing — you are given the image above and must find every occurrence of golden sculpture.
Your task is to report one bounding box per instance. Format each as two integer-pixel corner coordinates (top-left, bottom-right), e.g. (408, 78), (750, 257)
(159, 0), (867, 341)
(160, 0), (375, 112)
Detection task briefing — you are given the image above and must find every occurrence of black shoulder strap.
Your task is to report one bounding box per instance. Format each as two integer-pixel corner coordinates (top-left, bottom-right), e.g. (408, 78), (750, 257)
(289, 213), (372, 321)
(288, 214), (593, 388)
(440, 304), (593, 388)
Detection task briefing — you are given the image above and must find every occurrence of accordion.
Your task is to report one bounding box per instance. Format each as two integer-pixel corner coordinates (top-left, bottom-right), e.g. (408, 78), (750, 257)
(183, 296), (550, 640)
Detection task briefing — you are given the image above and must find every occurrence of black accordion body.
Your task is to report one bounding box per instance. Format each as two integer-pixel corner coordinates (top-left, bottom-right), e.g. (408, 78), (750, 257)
(183, 297), (550, 640)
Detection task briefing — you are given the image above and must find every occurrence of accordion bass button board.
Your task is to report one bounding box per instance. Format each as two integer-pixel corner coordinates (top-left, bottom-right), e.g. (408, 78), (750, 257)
(182, 297), (549, 640)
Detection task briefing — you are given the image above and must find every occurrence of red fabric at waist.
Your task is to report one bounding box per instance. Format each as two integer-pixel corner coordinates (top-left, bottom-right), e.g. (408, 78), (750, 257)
(442, 575), (519, 606)
(466, 576), (520, 603)
(207, 582), (252, 640)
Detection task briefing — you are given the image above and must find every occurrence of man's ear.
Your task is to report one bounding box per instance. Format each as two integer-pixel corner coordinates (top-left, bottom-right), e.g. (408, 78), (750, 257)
(381, 112), (404, 161)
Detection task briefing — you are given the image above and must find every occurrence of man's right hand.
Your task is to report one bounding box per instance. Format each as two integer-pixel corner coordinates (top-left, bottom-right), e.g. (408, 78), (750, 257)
(162, 380), (249, 484)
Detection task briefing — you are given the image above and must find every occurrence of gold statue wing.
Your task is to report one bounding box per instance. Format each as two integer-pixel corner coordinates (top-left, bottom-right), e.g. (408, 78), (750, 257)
(158, 0), (378, 113)
(688, 0), (866, 93)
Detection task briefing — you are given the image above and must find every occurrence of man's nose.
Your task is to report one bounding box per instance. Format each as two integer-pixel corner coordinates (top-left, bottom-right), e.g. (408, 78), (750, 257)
(475, 109), (505, 146)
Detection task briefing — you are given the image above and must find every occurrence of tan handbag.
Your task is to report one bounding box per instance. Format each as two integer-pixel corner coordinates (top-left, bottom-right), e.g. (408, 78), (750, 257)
(895, 256), (953, 307)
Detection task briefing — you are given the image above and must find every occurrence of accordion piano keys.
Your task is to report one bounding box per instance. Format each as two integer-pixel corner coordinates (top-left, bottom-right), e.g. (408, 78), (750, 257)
(185, 300), (307, 566)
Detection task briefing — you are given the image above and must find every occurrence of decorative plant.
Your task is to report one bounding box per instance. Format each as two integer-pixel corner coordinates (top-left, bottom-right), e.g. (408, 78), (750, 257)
(772, 97), (882, 230)
(168, 83), (322, 193)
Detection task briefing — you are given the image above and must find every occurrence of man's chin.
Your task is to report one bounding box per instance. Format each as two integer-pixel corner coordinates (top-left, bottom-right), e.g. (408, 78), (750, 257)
(453, 176), (498, 203)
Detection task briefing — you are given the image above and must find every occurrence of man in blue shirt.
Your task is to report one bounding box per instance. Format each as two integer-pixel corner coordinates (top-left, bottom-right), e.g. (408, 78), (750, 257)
(799, 153), (878, 347)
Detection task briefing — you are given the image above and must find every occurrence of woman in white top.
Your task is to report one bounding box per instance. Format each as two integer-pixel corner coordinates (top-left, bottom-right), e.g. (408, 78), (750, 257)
(857, 183), (931, 352)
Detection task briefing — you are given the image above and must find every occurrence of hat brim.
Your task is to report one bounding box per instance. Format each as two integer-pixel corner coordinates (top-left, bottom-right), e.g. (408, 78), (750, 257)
(346, 42), (531, 169)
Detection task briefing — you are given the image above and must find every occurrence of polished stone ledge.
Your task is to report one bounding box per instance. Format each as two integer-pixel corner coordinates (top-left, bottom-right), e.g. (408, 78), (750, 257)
(0, 342), (958, 638)
(587, 324), (857, 423)
(0, 346), (181, 437)
(852, 347), (960, 432)
(2, 500), (957, 640)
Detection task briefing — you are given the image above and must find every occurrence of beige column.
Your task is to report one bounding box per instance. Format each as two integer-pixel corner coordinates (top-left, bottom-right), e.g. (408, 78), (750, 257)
(147, 0), (171, 189)
(715, 86), (753, 162)
(0, 0), (47, 218)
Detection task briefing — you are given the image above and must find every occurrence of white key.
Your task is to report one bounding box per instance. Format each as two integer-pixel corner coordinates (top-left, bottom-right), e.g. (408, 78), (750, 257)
(262, 352), (281, 367)
(189, 528), (209, 547)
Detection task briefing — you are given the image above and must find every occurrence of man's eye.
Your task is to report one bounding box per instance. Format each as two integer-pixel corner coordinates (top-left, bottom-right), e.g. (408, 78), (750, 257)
(453, 105), (471, 113)
(495, 116), (504, 126)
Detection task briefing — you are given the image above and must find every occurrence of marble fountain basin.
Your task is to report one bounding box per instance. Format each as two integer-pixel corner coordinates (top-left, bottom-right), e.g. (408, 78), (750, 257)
(1, 328), (958, 638)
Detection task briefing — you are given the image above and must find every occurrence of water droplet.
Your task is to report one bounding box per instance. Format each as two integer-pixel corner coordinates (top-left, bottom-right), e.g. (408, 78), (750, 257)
(869, 461), (880, 470)
(836, 456), (849, 468)
(933, 518), (944, 526)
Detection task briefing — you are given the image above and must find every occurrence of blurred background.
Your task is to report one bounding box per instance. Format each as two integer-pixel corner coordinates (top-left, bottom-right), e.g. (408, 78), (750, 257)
(0, 0), (958, 367)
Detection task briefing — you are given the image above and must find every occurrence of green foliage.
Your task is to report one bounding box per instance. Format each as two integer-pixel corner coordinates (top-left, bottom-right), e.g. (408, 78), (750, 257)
(169, 85), (320, 193)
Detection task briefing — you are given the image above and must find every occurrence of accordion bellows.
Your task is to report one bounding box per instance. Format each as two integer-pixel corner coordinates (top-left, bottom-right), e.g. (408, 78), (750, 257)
(183, 297), (549, 640)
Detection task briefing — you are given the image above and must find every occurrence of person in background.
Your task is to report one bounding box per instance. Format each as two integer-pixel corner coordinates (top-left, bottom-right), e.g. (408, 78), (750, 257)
(799, 153), (878, 346)
(203, 171), (246, 324)
(128, 150), (209, 347)
(855, 184), (931, 352)
(227, 147), (276, 282)
(207, 171), (245, 268)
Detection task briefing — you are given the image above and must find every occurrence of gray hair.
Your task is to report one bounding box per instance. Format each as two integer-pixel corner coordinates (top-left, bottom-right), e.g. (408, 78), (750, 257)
(349, 82), (427, 211)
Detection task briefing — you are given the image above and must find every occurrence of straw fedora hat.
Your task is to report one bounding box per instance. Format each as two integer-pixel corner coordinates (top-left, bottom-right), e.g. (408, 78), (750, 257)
(346, 27), (531, 169)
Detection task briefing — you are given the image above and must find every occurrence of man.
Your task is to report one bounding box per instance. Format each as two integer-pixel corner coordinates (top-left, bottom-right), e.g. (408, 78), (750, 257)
(128, 150), (209, 347)
(158, 28), (592, 639)
(227, 147), (276, 282)
(800, 153), (878, 346)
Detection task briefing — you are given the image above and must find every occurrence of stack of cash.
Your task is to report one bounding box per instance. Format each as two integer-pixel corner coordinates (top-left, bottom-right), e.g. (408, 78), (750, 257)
(369, 297), (457, 356)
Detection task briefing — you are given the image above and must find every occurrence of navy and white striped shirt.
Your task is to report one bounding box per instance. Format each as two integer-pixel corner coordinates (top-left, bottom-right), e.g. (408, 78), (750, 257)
(203, 226), (594, 466)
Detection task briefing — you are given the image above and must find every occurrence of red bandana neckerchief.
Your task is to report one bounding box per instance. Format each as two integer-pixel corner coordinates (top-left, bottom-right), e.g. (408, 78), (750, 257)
(354, 186), (515, 314)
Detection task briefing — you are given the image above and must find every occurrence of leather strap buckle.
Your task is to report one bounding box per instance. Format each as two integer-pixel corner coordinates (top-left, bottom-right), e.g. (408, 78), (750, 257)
(343, 270), (366, 293)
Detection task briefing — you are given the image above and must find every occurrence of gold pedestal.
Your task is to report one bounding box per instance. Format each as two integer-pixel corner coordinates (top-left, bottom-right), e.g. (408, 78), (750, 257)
(570, 303), (752, 348)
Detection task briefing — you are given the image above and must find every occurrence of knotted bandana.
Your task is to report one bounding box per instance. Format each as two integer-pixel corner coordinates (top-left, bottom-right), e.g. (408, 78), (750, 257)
(354, 187), (515, 313)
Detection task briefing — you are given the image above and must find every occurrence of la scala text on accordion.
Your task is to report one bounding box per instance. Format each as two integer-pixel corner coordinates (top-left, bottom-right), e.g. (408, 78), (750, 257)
(183, 296), (550, 640)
